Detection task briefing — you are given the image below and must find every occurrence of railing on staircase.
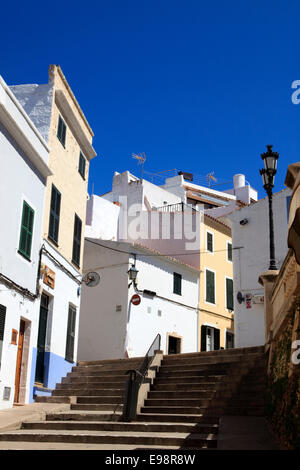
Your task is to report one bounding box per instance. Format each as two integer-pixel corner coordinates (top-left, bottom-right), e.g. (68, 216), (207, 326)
(122, 333), (161, 422)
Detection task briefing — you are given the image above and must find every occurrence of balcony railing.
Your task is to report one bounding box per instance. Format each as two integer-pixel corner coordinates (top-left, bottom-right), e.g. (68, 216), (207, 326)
(153, 202), (198, 213)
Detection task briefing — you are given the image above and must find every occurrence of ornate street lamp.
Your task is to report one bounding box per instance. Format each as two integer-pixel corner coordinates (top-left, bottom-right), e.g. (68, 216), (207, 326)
(260, 145), (279, 271)
(128, 265), (139, 283)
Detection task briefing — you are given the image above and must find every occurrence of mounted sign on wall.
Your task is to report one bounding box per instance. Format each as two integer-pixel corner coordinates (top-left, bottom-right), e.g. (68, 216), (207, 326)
(131, 294), (141, 306)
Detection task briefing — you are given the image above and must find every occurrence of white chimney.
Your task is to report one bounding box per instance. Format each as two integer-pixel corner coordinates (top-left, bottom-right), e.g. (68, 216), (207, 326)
(233, 174), (246, 189)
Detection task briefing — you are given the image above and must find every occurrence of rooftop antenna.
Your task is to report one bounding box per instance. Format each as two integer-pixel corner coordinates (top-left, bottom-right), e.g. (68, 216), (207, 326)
(206, 172), (217, 188)
(132, 152), (146, 181)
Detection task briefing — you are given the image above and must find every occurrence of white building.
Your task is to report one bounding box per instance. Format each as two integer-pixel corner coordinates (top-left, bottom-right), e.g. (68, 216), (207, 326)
(226, 188), (292, 348)
(0, 76), (51, 409)
(78, 239), (200, 360)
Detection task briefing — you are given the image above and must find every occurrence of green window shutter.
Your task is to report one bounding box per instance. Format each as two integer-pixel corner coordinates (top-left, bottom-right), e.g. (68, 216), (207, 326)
(201, 325), (207, 351)
(173, 272), (182, 295)
(206, 270), (215, 304)
(213, 328), (220, 350)
(57, 115), (66, 147)
(78, 152), (86, 179)
(18, 201), (34, 260)
(65, 305), (76, 363)
(0, 304), (7, 370)
(226, 278), (234, 310)
(207, 232), (213, 252)
(48, 185), (61, 244)
(227, 243), (233, 261)
(72, 214), (82, 266)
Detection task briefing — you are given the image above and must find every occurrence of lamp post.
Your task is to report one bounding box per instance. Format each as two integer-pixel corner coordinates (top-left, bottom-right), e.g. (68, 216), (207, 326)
(260, 145), (279, 271)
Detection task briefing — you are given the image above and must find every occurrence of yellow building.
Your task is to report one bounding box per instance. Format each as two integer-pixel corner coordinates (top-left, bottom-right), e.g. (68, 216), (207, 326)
(10, 65), (97, 398)
(198, 214), (234, 351)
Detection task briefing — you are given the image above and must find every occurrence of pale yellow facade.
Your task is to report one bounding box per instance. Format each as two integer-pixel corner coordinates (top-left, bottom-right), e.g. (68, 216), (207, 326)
(42, 65), (96, 272)
(198, 215), (234, 350)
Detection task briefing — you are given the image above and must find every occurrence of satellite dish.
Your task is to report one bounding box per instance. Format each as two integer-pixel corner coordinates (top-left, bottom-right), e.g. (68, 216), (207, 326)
(82, 272), (100, 287)
(237, 291), (245, 304)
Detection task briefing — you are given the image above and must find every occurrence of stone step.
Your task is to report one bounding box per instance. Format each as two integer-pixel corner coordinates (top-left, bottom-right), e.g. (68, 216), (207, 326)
(53, 388), (124, 396)
(70, 404), (124, 411)
(144, 398), (224, 407)
(73, 362), (142, 372)
(162, 346), (265, 362)
(141, 406), (221, 415)
(76, 396), (123, 404)
(68, 370), (131, 377)
(46, 411), (219, 425)
(59, 379), (126, 388)
(0, 430), (217, 448)
(161, 353), (263, 367)
(148, 390), (216, 399)
(154, 375), (227, 384)
(65, 374), (128, 382)
(152, 382), (220, 391)
(34, 396), (72, 404)
(157, 369), (230, 378)
(159, 362), (235, 372)
(22, 420), (219, 434)
(78, 356), (144, 366)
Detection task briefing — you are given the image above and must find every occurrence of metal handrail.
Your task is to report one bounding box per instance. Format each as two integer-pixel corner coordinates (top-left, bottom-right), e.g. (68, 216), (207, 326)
(122, 333), (161, 422)
(154, 202), (197, 213)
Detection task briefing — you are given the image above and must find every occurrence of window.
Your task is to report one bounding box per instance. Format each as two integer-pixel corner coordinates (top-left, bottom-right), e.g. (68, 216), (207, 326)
(201, 325), (220, 351)
(57, 115), (66, 147)
(65, 305), (76, 363)
(207, 231), (213, 253)
(206, 269), (215, 304)
(173, 272), (182, 295)
(226, 331), (235, 349)
(227, 242), (233, 262)
(72, 214), (82, 266)
(48, 185), (61, 244)
(226, 278), (234, 310)
(0, 304), (6, 370)
(18, 201), (34, 260)
(78, 152), (86, 179)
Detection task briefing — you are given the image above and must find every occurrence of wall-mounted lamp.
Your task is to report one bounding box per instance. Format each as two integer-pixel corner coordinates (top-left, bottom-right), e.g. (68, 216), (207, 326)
(128, 265), (139, 283)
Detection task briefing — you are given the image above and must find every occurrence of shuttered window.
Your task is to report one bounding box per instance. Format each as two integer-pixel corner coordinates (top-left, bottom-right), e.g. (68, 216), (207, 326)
(207, 232), (213, 252)
(72, 214), (82, 266)
(173, 272), (182, 295)
(0, 304), (6, 370)
(18, 201), (34, 260)
(57, 115), (66, 147)
(227, 242), (233, 261)
(48, 185), (61, 244)
(65, 305), (76, 363)
(226, 278), (234, 310)
(206, 269), (215, 304)
(78, 152), (86, 179)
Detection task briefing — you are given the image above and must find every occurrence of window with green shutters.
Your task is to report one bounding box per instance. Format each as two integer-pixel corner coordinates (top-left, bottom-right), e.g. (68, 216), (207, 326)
(227, 242), (233, 262)
(226, 278), (234, 310)
(57, 115), (66, 147)
(72, 214), (82, 266)
(18, 201), (34, 260)
(0, 304), (6, 370)
(48, 185), (61, 244)
(173, 272), (182, 295)
(206, 269), (215, 304)
(78, 152), (86, 179)
(65, 304), (76, 363)
(207, 232), (213, 252)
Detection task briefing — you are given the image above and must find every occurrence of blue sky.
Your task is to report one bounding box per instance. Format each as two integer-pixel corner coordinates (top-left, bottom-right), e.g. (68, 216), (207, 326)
(1, 0), (300, 199)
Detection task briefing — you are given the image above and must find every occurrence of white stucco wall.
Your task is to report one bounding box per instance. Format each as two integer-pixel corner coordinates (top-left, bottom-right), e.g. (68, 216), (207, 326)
(85, 195), (120, 240)
(227, 188), (292, 347)
(0, 78), (49, 409)
(78, 239), (199, 361)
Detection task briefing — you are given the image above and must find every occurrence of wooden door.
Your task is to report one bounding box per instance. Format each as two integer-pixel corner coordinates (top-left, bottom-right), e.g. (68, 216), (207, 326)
(14, 320), (25, 403)
(35, 294), (49, 383)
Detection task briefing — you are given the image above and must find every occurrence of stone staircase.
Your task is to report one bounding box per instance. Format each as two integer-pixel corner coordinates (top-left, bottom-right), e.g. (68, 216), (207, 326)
(0, 346), (266, 449)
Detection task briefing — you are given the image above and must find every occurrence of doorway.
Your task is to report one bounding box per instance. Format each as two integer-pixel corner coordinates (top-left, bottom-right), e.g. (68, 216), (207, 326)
(167, 335), (182, 355)
(14, 320), (25, 403)
(35, 293), (49, 384)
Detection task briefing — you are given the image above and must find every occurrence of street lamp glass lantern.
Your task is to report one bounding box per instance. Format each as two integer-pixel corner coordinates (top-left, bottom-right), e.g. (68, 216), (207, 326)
(261, 145), (279, 172)
(128, 265), (138, 281)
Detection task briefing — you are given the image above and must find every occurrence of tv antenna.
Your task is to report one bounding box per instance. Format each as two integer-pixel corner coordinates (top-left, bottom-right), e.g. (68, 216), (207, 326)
(132, 152), (146, 180)
(82, 272), (100, 287)
(206, 172), (217, 187)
